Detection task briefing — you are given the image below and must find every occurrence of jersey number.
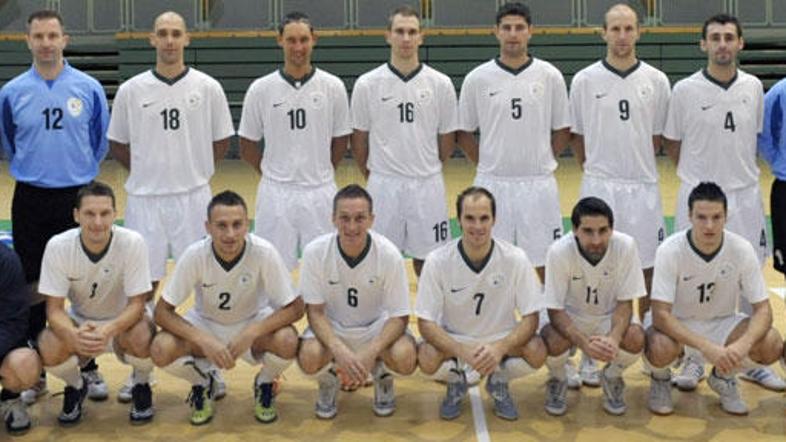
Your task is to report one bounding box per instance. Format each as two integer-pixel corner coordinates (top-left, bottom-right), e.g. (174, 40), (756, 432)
(473, 293), (485, 315)
(287, 108), (306, 130)
(724, 111), (736, 132)
(511, 98), (522, 120)
(218, 292), (232, 310)
(160, 108), (180, 130)
(585, 286), (599, 305)
(619, 100), (630, 121)
(347, 288), (358, 307)
(89, 282), (98, 299)
(696, 282), (714, 304)
(42, 107), (63, 130)
(433, 221), (449, 242)
(398, 102), (414, 123)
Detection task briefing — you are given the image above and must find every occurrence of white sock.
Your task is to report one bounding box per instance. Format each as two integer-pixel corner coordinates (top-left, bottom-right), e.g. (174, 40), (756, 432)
(643, 356), (670, 381)
(605, 350), (641, 378)
(46, 355), (83, 388)
(497, 357), (536, 382)
(257, 353), (293, 384)
(124, 354), (154, 385)
(431, 359), (463, 383)
(546, 351), (571, 381)
(163, 356), (210, 386)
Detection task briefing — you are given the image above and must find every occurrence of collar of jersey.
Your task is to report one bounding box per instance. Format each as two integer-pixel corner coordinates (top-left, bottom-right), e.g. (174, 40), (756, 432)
(702, 68), (738, 91)
(686, 228), (724, 263)
(573, 234), (607, 267)
(79, 228), (114, 264)
(458, 239), (495, 274)
(387, 62), (423, 82)
(30, 59), (72, 83)
(212, 240), (247, 272)
(278, 67), (316, 89)
(336, 233), (372, 269)
(494, 56), (534, 75)
(601, 59), (641, 79)
(151, 67), (190, 86)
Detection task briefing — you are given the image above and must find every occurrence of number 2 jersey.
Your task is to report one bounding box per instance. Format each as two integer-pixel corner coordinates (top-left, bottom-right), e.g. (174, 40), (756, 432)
(415, 238), (541, 341)
(162, 234), (297, 325)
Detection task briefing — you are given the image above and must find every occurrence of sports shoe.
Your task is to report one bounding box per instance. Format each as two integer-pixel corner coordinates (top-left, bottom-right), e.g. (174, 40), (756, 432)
(565, 359), (581, 390)
(118, 370), (157, 403)
(315, 371), (339, 419)
(544, 377), (568, 416)
(82, 368), (108, 401)
(739, 367), (786, 392)
(648, 374), (673, 415)
(373, 372), (395, 417)
(439, 372), (467, 420)
(485, 373), (518, 420)
(600, 365), (626, 415)
(186, 376), (215, 425)
(1, 397), (31, 434)
(707, 369), (748, 415)
(579, 354), (600, 387)
(211, 368), (227, 400)
(20, 375), (47, 405)
(129, 383), (154, 424)
(58, 378), (89, 425)
(672, 353), (705, 391)
(254, 377), (277, 424)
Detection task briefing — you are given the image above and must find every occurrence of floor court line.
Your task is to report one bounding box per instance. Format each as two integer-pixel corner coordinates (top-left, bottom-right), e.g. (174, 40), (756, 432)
(469, 385), (491, 442)
(769, 287), (786, 300)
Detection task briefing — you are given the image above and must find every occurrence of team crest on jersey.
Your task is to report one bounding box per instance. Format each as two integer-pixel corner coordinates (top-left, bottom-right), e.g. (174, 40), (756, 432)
(529, 82), (545, 99)
(736, 92), (752, 105)
(239, 273), (252, 286)
(489, 273), (505, 287)
(67, 97), (83, 117)
(310, 92), (326, 109)
(417, 88), (433, 104)
(368, 275), (378, 285)
(636, 83), (653, 102)
(187, 92), (202, 109)
(718, 263), (734, 279)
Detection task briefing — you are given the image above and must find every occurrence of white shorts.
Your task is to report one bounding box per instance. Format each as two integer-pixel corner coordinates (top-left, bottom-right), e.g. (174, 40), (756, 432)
(183, 307), (274, 365)
(680, 313), (747, 347)
(301, 315), (389, 352)
(255, 179), (335, 271)
(675, 182), (768, 265)
(366, 172), (449, 260)
(540, 309), (639, 336)
(68, 307), (153, 355)
(474, 174), (562, 267)
(580, 176), (664, 268)
(125, 185), (211, 280)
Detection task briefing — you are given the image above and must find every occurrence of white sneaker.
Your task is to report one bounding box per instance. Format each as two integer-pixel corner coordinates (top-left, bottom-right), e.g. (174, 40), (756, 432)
(20, 376), (47, 405)
(707, 370), (748, 415)
(739, 367), (786, 392)
(82, 369), (109, 401)
(565, 359), (581, 390)
(118, 370), (157, 403)
(211, 368), (227, 400)
(579, 354), (600, 387)
(1, 397), (31, 434)
(671, 354), (705, 391)
(648, 374), (673, 415)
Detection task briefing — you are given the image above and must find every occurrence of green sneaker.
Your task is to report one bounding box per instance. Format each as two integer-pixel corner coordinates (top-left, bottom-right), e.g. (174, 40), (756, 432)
(187, 383), (214, 425)
(254, 378), (277, 424)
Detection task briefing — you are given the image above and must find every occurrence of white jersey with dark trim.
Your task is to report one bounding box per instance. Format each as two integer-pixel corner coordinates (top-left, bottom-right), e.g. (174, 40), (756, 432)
(459, 57), (570, 177)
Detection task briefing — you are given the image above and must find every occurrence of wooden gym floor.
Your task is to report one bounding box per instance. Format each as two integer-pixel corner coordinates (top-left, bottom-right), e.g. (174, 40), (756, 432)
(0, 157), (784, 441)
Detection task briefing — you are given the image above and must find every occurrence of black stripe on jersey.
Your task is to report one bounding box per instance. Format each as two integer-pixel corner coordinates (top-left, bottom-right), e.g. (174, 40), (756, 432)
(151, 67), (190, 86)
(601, 59), (641, 79)
(702, 68), (738, 91)
(80, 231), (113, 264)
(494, 56), (534, 75)
(686, 229), (724, 263)
(387, 62), (423, 83)
(212, 241), (247, 272)
(458, 239), (495, 274)
(337, 233), (372, 269)
(278, 67), (317, 89)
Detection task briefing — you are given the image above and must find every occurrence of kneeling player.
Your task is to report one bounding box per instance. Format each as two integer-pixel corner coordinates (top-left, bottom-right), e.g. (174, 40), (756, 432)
(646, 182), (784, 415)
(416, 187), (546, 421)
(541, 197), (645, 416)
(298, 185), (416, 419)
(37, 182), (156, 425)
(150, 191), (303, 425)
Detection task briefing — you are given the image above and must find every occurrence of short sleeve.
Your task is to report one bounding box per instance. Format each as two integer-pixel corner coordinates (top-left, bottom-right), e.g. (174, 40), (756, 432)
(209, 80), (236, 141)
(513, 252), (541, 316)
(652, 72), (671, 135)
(543, 244), (569, 310)
(331, 78), (352, 137)
(123, 233), (153, 297)
(569, 74), (585, 135)
(414, 255), (444, 322)
(457, 72), (479, 131)
(650, 241), (678, 305)
(260, 245), (297, 309)
(299, 242), (326, 305)
(237, 81), (264, 141)
(350, 77), (371, 131)
(549, 68), (571, 130)
(162, 247), (200, 307)
(38, 240), (69, 298)
(382, 249), (411, 318)
(437, 77), (459, 134)
(107, 82), (130, 143)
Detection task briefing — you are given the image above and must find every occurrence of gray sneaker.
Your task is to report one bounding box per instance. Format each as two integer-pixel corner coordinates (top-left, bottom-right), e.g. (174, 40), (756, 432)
(439, 372), (468, 420)
(315, 371), (339, 419)
(544, 377), (568, 416)
(648, 374), (673, 415)
(373, 371), (395, 417)
(600, 365), (626, 415)
(485, 373), (518, 421)
(20, 375), (47, 405)
(579, 354), (600, 387)
(82, 369), (108, 401)
(1, 397), (31, 434)
(672, 353), (705, 391)
(707, 370), (748, 415)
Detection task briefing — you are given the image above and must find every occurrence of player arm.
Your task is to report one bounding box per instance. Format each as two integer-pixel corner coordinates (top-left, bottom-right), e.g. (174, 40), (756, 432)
(551, 128), (571, 158)
(663, 137), (681, 166)
(492, 311), (538, 356)
(569, 133), (585, 169)
(154, 298), (216, 347)
(231, 297), (305, 356)
(456, 130), (479, 164)
(438, 132), (456, 163)
(100, 293), (148, 339)
(239, 136), (263, 175)
(548, 308), (591, 352)
(731, 299), (773, 354)
(608, 300), (633, 345)
(212, 136), (231, 166)
(44, 296), (79, 349)
(417, 317), (474, 362)
(363, 315), (408, 359)
(306, 302), (353, 356)
(330, 135), (350, 170)
(350, 129), (370, 180)
(109, 140), (131, 170)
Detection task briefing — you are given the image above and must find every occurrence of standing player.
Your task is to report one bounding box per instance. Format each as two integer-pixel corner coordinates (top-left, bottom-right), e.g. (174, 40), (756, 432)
(238, 11), (351, 271)
(457, 2), (570, 282)
(645, 182), (783, 416)
(108, 11), (235, 400)
(36, 181), (156, 425)
(0, 9), (109, 403)
(416, 187), (545, 421)
(150, 191), (303, 425)
(0, 243), (41, 434)
(541, 197), (645, 416)
(351, 5), (458, 277)
(297, 185), (416, 419)
(663, 14), (783, 391)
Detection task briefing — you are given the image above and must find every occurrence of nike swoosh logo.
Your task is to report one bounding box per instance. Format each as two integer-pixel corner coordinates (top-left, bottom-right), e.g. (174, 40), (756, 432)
(328, 280), (340, 285)
(381, 96), (394, 102)
(595, 93), (607, 99)
(489, 91), (501, 97)
(201, 283), (217, 288)
(682, 275), (694, 281)
(701, 104), (713, 111)
(273, 102), (285, 108)
(571, 276), (582, 281)
(142, 102), (155, 108)
(450, 286), (468, 293)
(67, 277), (81, 281)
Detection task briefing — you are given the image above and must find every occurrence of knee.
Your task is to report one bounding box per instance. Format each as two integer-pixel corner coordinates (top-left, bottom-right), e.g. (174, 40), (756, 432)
(621, 324), (645, 353)
(750, 328), (783, 365)
(523, 335), (547, 369)
(37, 328), (69, 366)
(386, 336), (417, 375)
(149, 333), (177, 367)
(2, 349), (42, 390)
(541, 325), (571, 356)
(644, 328), (679, 368)
(416, 342), (442, 375)
(271, 326), (299, 359)
(121, 321), (154, 358)
(297, 339), (327, 375)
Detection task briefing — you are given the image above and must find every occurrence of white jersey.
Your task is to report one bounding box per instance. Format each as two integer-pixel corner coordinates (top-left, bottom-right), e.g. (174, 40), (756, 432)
(416, 238), (541, 340)
(351, 63), (459, 178)
(458, 57), (570, 177)
(299, 231), (410, 328)
(162, 234), (297, 325)
(238, 68), (351, 186)
(651, 229), (768, 320)
(543, 231), (645, 318)
(663, 69), (763, 190)
(38, 226), (152, 320)
(108, 68), (235, 196)
(569, 60), (670, 183)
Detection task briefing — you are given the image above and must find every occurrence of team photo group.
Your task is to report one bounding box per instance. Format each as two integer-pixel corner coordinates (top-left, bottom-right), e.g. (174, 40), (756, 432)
(1, 1), (786, 435)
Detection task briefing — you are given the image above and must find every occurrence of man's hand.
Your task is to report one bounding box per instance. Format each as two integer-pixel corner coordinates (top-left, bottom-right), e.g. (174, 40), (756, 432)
(332, 344), (369, 389)
(585, 335), (620, 363)
(75, 322), (108, 357)
(469, 342), (505, 376)
(228, 328), (258, 361)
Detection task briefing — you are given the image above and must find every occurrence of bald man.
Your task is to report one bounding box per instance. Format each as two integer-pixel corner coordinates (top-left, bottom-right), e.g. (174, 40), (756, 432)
(108, 10), (235, 401)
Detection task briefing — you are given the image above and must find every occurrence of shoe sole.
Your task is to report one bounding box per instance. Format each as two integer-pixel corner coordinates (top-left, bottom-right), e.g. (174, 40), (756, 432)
(189, 415), (213, 426)
(87, 394), (109, 402)
(373, 406), (395, 417)
(130, 413), (154, 425)
(315, 410), (337, 420)
(493, 410), (518, 421)
(255, 414), (278, 424)
(603, 404), (626, 416)
(117, 395), (132, 404)
(738, 375), (786, 392)
(648, 406), (674, 416)
(439, 411), (461, 420)
(544, 405), (567, 416)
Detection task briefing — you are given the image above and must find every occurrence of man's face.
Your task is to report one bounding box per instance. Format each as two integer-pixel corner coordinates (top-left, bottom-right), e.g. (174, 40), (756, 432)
(602, 7), (639, 59)
(150, 14), (189, 66)
(278, 20), (315, 69)
(74, 196), (115, 248)
(689, 200), (726, 248)
(27, 18), (68, 66)
(333, 197), (374, 251)
(459, 195), (495, 250)
(386, 14), (422, 61)
(701, 22), (743, 68)
(206, 204), (249, 259)
(495, 14), (531, 59)
(574, 215), (612, 263)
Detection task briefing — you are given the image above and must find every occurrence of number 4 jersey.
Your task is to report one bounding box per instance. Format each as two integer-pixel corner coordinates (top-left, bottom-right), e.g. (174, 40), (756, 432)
(108, 68), (235, 196)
